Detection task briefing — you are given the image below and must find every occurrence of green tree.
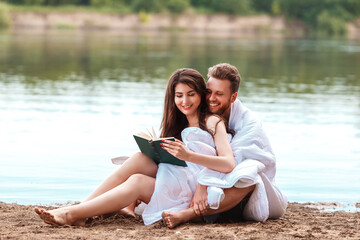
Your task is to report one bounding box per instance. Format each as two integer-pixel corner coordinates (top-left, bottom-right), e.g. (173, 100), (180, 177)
(317, 10), (347, 36)
(277, 0), (358, 36)
(271, 0), (281, 15)
(0, 2), (11, 29)
(132, 0), (164, 13)
(252, 0), (274, 13)
(90, 0), (126, 8)
(5, 0), (45, 5)
(209, 0), (252, 15)
(166, 0), (190, 13)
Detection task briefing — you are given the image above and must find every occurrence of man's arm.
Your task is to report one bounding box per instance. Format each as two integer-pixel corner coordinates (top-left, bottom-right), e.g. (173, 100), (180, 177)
(190, 184), (209, 216)
(191, 185), (255, 217)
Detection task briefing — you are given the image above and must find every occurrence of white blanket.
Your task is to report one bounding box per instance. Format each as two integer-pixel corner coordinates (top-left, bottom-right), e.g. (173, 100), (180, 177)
(217, 98), (287, 221)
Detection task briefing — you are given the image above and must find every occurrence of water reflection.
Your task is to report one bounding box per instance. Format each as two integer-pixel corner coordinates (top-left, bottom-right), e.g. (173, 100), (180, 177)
(0, 30), (359, 204)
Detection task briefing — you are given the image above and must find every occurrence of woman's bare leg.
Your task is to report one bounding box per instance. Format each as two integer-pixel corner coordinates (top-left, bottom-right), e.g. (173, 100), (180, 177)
(68, 152), (157, 223)
(162, 185), (255, 228)
(83, 152), (158, 202)
(35, 174), (155, 226)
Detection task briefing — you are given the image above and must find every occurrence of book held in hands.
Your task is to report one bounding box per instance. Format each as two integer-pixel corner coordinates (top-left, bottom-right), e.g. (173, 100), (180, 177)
(133, 128), (187, 167)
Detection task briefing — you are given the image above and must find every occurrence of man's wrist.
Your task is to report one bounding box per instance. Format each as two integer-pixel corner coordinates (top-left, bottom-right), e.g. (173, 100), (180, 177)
(199, 184), (207, 190)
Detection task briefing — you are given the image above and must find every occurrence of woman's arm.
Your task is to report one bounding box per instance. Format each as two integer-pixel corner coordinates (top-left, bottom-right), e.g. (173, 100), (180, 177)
(161, 116), (235, 173)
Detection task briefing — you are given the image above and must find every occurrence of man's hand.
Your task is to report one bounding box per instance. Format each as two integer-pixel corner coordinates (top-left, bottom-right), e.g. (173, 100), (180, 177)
(190, 184), (209, 216)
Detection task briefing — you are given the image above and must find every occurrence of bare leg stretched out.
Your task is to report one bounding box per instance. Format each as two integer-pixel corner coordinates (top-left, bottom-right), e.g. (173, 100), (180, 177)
(63, 152), (158, 225)
(35, 174), (155, 226)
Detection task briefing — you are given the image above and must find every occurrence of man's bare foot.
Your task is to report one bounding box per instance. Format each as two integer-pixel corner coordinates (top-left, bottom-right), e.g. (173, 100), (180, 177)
(117, 207), (136, 218)
(117, 200), (141, 218)
(34, 207), (75, 226)
(161, 211), (184, 229)
(72, 218), (87, 226)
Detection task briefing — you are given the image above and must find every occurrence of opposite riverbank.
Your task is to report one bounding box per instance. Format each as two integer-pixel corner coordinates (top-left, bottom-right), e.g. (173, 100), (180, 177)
(5, 11), (360, 39)
(0, 201), (359, 239)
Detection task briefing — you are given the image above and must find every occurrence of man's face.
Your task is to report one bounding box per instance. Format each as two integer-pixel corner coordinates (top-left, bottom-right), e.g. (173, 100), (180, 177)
(206, 77), (237, 117)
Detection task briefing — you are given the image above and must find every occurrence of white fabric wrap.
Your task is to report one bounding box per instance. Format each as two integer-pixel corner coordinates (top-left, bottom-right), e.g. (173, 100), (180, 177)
(197, 99), (288, 222)
(141, 99), (287, 225)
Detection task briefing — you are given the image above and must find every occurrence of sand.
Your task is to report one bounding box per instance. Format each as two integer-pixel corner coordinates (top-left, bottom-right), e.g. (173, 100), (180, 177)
(0, 202), (359, 240)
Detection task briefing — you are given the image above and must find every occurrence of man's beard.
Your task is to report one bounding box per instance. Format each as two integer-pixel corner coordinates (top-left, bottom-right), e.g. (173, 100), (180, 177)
(209, 97), (232, 116)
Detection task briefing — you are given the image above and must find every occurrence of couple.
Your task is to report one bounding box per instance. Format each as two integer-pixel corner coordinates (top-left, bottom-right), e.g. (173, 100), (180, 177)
(35, 63), (287, 228)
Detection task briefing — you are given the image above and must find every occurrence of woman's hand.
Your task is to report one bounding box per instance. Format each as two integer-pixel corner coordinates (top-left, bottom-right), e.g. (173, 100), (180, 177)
(161, 139), (189, 160)
(190, 184), (209, 216)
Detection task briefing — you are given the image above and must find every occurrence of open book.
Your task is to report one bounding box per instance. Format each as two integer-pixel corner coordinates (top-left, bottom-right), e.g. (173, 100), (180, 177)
(133, 128), (187, 167)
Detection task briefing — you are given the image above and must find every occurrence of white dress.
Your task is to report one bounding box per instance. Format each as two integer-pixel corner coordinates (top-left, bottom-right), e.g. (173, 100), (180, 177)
(141, 127), (226, 225)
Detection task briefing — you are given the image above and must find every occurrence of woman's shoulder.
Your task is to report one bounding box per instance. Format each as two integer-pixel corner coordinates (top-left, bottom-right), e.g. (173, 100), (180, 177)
(205, 114), (224, 129)
(181, 126), (213, 142)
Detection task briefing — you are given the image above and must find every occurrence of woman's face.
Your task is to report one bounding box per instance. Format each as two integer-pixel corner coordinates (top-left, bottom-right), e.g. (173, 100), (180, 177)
(174, 83), (201, 117)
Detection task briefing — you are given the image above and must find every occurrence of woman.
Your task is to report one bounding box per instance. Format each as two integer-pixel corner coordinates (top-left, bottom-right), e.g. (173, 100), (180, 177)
(141, 68), (235, 225)
(34, 68), (235, 226)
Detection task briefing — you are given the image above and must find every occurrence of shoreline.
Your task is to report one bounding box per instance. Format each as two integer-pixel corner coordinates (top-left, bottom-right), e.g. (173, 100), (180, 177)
(9, 12), (292, 35)
(1, 201), (359, 239)
(2, 200), (359, 212)
(5, 11), (360, 39)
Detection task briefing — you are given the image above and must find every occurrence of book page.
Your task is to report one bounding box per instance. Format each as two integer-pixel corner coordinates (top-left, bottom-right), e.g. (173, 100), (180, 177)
(137, 127), (172, 141)
(136, 131), (152, 140)
(151, 127), (157, 139)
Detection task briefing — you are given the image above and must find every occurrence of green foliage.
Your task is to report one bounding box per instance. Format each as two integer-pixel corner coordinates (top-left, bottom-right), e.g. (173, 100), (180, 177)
(208, 0), (252, 15)
(342, 0), (360, 16)
(7, 0), (46, 5)
(138, 9), (150, 23)
(131, 0), (164, 13)
(90, 0), (128, 12)
(278, 0), (358, 36)
(0, 2), (11, 29)
(166, 0), (190, 14)
(190, 0), (208, 7)
(43, 0), (82, 5)
(252, 0), (274, 13)
(91, 0), (111, 6)
(190, 0), (252, 15)
(3, 0), (360, 36)
(271, 0), (281, 16)
(317, 10), (347, 36)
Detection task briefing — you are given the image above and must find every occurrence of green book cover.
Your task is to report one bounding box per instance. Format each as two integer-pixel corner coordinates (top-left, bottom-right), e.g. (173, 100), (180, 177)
(133, 135), (187, 167)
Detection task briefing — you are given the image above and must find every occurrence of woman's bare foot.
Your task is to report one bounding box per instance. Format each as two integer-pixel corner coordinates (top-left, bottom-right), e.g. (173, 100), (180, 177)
(161, 211), (184, 229)
(34, 207), (75, 226)
(35, 208), (58, 226)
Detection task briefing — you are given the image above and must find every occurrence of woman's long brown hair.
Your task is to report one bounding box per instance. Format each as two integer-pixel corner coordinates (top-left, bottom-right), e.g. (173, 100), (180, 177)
(160, 68), (210, 140)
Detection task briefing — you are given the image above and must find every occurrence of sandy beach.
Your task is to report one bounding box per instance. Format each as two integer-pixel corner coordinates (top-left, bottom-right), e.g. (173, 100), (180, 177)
(0, 201), (359, 239)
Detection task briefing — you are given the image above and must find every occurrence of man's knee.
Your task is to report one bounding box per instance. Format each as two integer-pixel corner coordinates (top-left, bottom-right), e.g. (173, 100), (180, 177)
(221, 185), (255, 208)
(225, 185), (255, 196)
(243, 185), (255, 195)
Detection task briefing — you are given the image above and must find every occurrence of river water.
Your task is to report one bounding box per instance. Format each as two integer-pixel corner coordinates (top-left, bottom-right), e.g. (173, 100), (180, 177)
(0, 30), (359, 207)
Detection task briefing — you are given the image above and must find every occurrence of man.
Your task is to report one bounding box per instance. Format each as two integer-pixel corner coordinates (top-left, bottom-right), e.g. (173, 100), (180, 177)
(190, 63), (255, 220)
(161, 63), (287, 228)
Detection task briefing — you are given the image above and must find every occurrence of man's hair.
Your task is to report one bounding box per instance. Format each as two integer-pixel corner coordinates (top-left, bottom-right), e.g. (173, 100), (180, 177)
(207, 63), (241, 93)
